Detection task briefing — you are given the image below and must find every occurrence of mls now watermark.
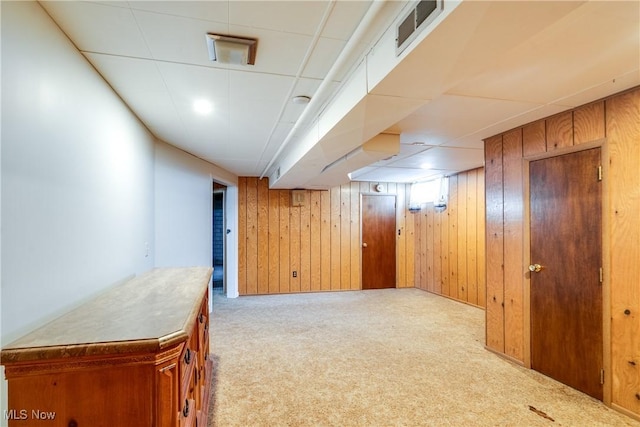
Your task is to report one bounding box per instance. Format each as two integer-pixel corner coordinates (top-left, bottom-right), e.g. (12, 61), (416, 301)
(4, 409), (56, 421)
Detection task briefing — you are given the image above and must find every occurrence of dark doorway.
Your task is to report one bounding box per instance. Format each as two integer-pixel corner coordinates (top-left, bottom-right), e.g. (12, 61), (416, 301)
(213, 183), (226, 290)
(529, 147), (603, 400)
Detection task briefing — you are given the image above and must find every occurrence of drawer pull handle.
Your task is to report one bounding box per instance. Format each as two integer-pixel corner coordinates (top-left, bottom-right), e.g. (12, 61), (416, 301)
(183, 399), (189, 417)
(199, 313), (205, 324)
(184, 348), (192, 365)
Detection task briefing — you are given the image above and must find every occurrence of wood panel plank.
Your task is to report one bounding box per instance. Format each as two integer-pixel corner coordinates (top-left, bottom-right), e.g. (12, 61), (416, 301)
(268, 186), (280, 294)
(433, 207), (442, 294)
(397, 184), (408, 288)
(606, 89), (640, 413)
(245, 178), (259, 295)
(289, 200), (301, 293)
(574, 101), (605, 145)
(457, 173), (468, 301)
(448, 175), (459, 300)
(546, 111), (573, 151)
(420, 210), (428, 290)
(279, 190), (291, 294)
(484, 135), (505, 353)
(350, 182), (360, 290)
(310, 191), (322, 291)
(523, 120), (546, 157)
(320, 190), (331, 291)
(257, 178), (269, 294)
(330, 187), (342, 290)
(340, 184), (351, 290)
(300, 191), (311, 292)
(502, 128), (525, 362)
(477, 169), (487, 308)
(405, 184), (416, 288)
(467, 170), (479, 306)
(426, 207), (434, 292)
(440, 202), (450, 296)
(238, 177), (247, 295)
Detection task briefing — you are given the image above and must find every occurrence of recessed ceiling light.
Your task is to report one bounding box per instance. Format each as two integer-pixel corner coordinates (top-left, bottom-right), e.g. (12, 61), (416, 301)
(421, 162), (432, 170)
(193, 99), (213, 115)
(292, 95), (311, 105)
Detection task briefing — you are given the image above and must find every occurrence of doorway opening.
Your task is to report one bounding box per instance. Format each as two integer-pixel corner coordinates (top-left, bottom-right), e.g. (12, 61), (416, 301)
(213, 182), (227, 292)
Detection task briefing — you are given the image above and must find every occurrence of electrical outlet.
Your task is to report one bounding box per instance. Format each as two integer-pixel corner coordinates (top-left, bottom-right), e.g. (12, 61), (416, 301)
(292, 271), (297, 278)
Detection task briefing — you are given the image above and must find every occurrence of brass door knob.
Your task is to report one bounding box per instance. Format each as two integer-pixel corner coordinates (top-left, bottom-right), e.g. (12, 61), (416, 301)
(362, 242), (368, 248)
(528, 264), (543, 273)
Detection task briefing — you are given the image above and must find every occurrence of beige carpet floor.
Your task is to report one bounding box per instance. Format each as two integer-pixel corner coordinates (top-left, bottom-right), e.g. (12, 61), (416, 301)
(209, 288), (639, 427)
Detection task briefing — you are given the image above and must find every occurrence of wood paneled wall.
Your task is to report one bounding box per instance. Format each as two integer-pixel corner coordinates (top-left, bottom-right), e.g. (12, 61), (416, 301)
(413, 168), (486, 308)
(237, 178), (415, 295)
(484, 86), (640, 418)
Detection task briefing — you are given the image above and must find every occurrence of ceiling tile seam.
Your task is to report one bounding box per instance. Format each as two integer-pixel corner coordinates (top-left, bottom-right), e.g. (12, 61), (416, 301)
(78, 50), (320, 82)
(254, 0), (338, 172)
(441, 90), (547, 105)
(123, 4), (349, 40)
(128, 3), (195, 146)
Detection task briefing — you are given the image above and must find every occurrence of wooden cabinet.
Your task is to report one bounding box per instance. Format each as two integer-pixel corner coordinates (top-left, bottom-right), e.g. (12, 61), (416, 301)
(1, 267), (213, 427)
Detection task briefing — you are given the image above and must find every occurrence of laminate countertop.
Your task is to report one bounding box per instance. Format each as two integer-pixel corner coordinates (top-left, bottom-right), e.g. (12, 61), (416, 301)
(1, 267), (212, 364)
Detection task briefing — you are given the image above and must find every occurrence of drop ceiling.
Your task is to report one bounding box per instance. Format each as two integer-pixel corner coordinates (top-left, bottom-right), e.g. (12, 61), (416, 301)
(39, 1), (640, 187)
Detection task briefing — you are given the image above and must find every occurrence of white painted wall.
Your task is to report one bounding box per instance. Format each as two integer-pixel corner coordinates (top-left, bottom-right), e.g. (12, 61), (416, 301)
(1, 1), (155, 346)
(154, 141), (238, 302)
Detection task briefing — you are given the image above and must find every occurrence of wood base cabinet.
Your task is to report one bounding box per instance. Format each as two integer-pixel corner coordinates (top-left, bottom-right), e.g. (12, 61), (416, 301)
(1, 267), (213, 427)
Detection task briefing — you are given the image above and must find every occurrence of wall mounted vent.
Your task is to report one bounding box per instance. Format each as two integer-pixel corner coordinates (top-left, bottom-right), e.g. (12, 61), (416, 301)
(396, 0), (443, 55)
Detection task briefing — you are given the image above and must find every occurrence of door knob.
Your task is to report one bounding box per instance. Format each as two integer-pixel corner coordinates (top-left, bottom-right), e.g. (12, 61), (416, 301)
(362, 242), (368, 248)
(528, 264), (543, 273)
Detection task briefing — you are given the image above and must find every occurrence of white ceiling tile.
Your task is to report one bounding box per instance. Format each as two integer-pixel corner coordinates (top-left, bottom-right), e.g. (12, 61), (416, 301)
(40, 2), (151, 58)
(229, 24), (314, 76)
(302, 37), (347, 80)
(322, 1), (371, 41)
(229, 71), (293, 102)
(155, 62), (230, 104)
(212, 159), (261, 177)
(251, 123), (292, 171)
(354, 167), (454, 183)
(229, 1), (329, 35)
(133, 10), (228, 67)
(84, 52), (179, 121)
(389, 147), (484, 173)
(127, 1), (229, 24)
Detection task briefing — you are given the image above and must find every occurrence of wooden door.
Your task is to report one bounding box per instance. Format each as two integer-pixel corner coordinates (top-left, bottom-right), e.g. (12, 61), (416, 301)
(529, 148), (603, 400)
(361, 195), (396, 289)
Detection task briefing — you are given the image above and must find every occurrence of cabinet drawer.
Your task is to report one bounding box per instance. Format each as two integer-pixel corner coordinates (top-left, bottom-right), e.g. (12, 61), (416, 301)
(197, 297), (209, 352)
(178, 398), (196, 427)
(179, 344), (197, 403)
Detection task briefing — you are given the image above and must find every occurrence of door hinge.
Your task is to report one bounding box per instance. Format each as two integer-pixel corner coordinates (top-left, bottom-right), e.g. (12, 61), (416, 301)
(597, 165), (602, 181)
(600, 369), (605, 385)
(599, 267), (603, 284)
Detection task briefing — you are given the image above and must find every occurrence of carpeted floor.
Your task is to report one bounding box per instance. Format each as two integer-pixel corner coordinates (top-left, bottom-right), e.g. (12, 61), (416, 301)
(209, 288), (639, 426)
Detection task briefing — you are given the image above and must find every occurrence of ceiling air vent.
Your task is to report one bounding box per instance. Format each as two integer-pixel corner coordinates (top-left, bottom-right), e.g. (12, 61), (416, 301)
(396, 0), (443, 55)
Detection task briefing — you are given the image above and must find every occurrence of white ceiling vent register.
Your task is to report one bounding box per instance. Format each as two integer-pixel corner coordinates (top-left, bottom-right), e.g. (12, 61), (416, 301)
(396, 0), (444, 55)
(206, 34), (257, 66)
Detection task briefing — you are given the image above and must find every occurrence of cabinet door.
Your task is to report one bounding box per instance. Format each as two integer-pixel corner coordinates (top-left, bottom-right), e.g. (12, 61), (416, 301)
(156, 361), (179, 427)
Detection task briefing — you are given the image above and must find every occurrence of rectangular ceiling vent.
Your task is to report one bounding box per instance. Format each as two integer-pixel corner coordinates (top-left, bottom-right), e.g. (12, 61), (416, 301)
(396, 0), (444, 55)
